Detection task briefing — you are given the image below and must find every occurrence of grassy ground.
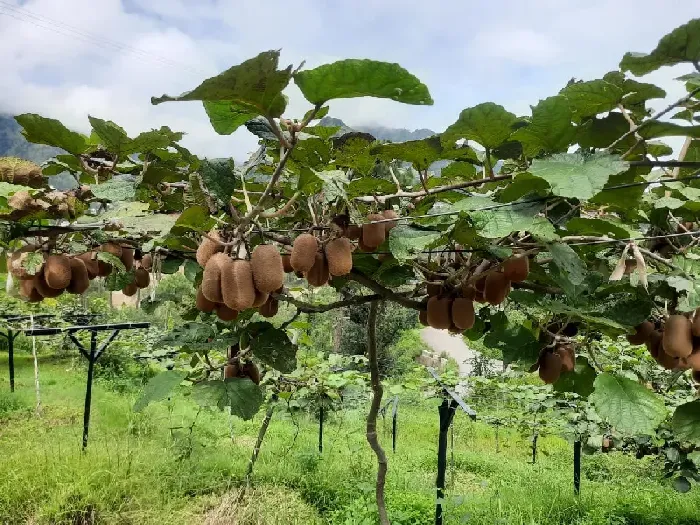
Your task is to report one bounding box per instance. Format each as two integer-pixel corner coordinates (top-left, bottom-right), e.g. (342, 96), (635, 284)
(1, 352), (700, 524)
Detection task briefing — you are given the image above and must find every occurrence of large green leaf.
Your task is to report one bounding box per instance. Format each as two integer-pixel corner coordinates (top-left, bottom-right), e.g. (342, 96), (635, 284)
(620, 19), (700, 75)
(130, 127), (184, 153)
(553, 356), (596, 399)
(133, 370), (186, 412)
(90, 179), (135, 202)
(171, 205), (215, 234)
(371, 135), (443, 171)
(250, 325), (297, 373)
(483, 312), (540, 368)
(157, 322), (218, 351)
(471, 200), (548, 239)
(199, 158), (237, 204)
(672, 400), (700, 444)
(152, 51), (292, 118)
(590, 373), (666, 435)
(510, 96), (575, 156)
(638, 121), (700, 140)
(529, 152), (628, 200)
(202, 100), (258, 135)
(88, 116), (131, 153)
(191, 378), (264, 420)
(565, 217), (634, 240)
(388, 225), (441, 262)
(293, 59), (432, 105)
(14, 114), (88, 155)
(548, 243), (586, 286)
(560, 80), (623, 120)
(444, 103), (518, 149)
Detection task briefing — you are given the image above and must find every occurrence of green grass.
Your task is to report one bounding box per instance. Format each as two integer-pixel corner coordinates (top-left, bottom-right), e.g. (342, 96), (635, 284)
(1, 353), (700, 524)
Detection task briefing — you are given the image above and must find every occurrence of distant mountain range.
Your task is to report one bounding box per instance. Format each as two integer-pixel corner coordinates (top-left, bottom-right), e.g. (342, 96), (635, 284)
(318, 116), (436, 142)
(0, 114), (62, 163)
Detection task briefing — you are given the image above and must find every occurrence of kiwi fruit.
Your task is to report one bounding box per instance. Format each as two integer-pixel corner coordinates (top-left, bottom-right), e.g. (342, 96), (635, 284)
(120, 247), (134, 271)
(252, 289), (269, 308)
(242, 361), (261, 385)
(419, 309), (429, 326)
(502, 255), (529, 282)
(656, 348), (681, 370)
(357, 236), (376, 253)
(196, 231), (224, 267)
(224, 364), (237, 379)
(427, 283), (442, 296)
(556, 344), (575, 373)
(538, 351), (562, 384)
(484, 272), (511, 305)
(76, 252), (100, 279)
(346, 225), (362, 240)
(663, 315), (693, 358)
(692, 309), (700, 337)
(19, 279), (42, 302)
(627, 321), (655, 345)
(134, 268), (150, 288)
(362, 214), (386, 248)
(451, 298), (475, 330)
(251, 244), (284, 293)
(291, 233), (318, 273)
(306, 253), (329, 287)
(67, 258), (90, 294)
(141, 253), (153, 271)
(122, 282), (138, 296)
(382, 209), (399, 233)
(196, 287), (217, 313)
(44, 254), (72, 290)
(427, 296), (452, 330)
(645, 330), (663, 359)
(461, 284), (476, 300)
(282, 254), (294, 273)
(685, 351), (700, 371)
(259, 297), (279, 318)
(100, 242), (122, 258)
(474, 275), (487, 293)
(448, 325), (463, 334)
(325, 237), (353, 276)
(221, 259), (256, 311)
(201, 253), (228, 303)
(693, 370), (700, 383)
(216, 304), (239, 322)
(33, 269), (64, 298)
(97, 255), (113, 277)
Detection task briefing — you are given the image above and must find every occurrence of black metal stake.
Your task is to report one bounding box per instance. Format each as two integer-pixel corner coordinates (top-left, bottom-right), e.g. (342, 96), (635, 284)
(532, 432), (538, 464)
(391, 396), (398, 454)
(7, 330), (15, 393)
(574, 440), (581, 495)
(318, 402), (324, 454)
(436, 398), (458, 525)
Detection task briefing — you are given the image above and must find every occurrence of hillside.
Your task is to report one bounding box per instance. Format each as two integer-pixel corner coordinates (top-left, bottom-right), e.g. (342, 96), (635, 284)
(0, 114), (62, 162)
(318, 116), (436, 142)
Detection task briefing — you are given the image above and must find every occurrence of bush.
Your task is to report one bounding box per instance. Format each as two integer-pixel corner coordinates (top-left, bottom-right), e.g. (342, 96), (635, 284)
(385, 329), (429, 378)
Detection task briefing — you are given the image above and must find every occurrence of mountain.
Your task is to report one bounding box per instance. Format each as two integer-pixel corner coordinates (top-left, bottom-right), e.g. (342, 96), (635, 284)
(0, 114), (62, 162)
(318, 116), (436, 142)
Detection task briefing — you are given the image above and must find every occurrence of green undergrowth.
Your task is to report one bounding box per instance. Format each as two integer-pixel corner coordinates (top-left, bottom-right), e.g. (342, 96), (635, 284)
(1, 353), (700, 524)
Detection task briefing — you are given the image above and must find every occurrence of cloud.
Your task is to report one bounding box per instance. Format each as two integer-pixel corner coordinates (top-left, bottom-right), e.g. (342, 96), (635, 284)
(0, 0), (698, 161)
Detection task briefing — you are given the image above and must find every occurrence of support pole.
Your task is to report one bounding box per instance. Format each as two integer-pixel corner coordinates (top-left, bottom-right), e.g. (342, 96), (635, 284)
(82, 331), (97, 451)
(392, 397), (398, 454)
(574, 440), (581, 495)
(318, 402), (324, 454)
(436, 398), (457, 525)
(532, 432), (538, 464)
(7, 331), (15, 393)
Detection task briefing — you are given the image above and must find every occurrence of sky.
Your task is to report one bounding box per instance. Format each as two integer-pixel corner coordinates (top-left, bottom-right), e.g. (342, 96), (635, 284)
(0, 0), (698, 161)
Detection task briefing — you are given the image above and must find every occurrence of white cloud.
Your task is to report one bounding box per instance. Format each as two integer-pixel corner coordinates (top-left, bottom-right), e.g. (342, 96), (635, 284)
(0, 0), (698, 161)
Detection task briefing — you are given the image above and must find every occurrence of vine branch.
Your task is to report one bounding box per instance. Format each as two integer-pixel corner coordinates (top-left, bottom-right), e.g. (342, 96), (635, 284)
(272, 292), (383, 313)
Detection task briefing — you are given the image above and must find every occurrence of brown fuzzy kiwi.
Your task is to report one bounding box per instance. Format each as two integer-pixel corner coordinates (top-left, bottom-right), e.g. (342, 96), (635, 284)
(67, 258), (90, 294)
(224, 364), (237, 379)
(134, 268), (150, 288)
(357, 236), (376, 253)
(427, 283), (442, 296)
(474, 275), (487, 293)
(100, 242), (122, 258)
(259, 297), (279, 318)
(141, 253), (153, 271)
(451, 298), (475, 330)
(19, 279), (42, 302)
(502, 255), (529, 282)
(556, 344), (576, 373)
(461, 284), (476, 300)
(325, 237), (353, 276)
(242, 362), (261, 385)
(306, 253), (330, 287)
(282, 254), (294, 273)
(216, 304), (239, 322)
(692, 308), (700, 337)
(346, 225), (362, 240)
(201, 253), (228, 303)
(656, 347), (681, 370)
(196, 230), (224, 267)
(120, 247), (134, 271)
(538, 351), (562, 384)
(419, 309), (429, 326)
(252, 289), (269, 308)
(196, 287), (217, 313)
(33, 269), (63, 298)
(76, 252), (100, 279)
(663, 315), (693, 358)
(627, 321), (655, 345)
(251, 244), (284, 293)
(427, 296), (452, 330)
(221, 259), (256, 311)
(362, 214), (386, 248)
(693, 370), (700, 383)
(291, 233), (319, 273)
(685, 350), (700, 371)
(382, 209), (399, 233)
(448, 325), (463, 334)
(645, 330), (663, 359)
(484, 272), (511, 306)
(44, 254), (72, 289)
(122, 283), (138, 297)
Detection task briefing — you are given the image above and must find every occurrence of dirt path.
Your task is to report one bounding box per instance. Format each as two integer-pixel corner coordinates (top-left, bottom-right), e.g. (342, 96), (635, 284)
(420, 327), (502, 376)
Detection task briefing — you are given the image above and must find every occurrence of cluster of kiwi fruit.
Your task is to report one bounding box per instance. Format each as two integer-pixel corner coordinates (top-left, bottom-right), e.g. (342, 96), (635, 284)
(223, 347), (261, 384)
(341, 210), (399, 253)
(12, 242), (148, 302)
(627, 312), (700, 375)
(534, 342), (576, 384)
(195, 233), (285, 321)
(418, 254), (530, 333)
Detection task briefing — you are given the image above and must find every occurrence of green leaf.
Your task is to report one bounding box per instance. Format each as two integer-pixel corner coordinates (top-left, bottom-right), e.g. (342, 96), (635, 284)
(88, 116), (130, 153)
(96, 251), (126, 272)
(620, 19), (700, 75)
(152, 50), (292, 118)
(293, 59), (432, 106)
(202, 100), (259, 135)
(157, 322), (217, 351)
(347, 177), (396, 197)
(576, 113), (630, 150)
(316, 170), (348, 203)
(183, 260), (202, 283)
(14, 114), (88, 155)
(129, 127), (184, 153)
(673, 476), (692, 494)
(672, 400), (700, 444)
(560, 80), (623, 120)
(548, 243), (586, 286)
(373, 258), (415, 287)
(105, 269), (134, 291)
(529, 152), (628, 200)
(553, 356), (597, 398)
(90, 179), (135, 202)
(249, 323), (297, 373)
(470, 199), (547, 239)
(639, 121), (700, 140)
(22, 252), (43, 276)
(654, 195), (685, 209)
(483, 312), (541, 368)
(388, 225), (441, 262)
(371, 135), (443, 171)
(172, 205), (215, 234)
(510, 96), (575, 156)
(133, 370), (186, 412)
(191, 378), (264, 420)
(565, 217), (635, 239)
(444, 102), (518, 149)
(590, 373), (666, 434)
(199, 158), (237, 204)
